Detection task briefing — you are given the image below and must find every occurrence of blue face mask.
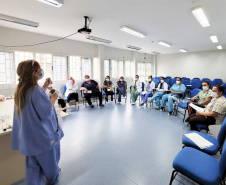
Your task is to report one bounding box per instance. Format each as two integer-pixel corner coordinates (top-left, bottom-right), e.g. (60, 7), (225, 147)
(38, 70), (44, 80)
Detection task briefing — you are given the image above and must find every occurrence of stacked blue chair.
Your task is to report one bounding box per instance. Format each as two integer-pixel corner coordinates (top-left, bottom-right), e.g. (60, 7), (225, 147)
(169, 140), (226, 185)
(182, 117), (226, 155)
(214, 79), (223, 86)
(175, 88), (201, 122)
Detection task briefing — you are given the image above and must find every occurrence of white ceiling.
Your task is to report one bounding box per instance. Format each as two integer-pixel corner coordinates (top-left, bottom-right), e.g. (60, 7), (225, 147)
(0, 0), (226, 54)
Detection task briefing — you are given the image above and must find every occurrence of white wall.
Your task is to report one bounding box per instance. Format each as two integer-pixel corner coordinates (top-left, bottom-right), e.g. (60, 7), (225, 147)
(157, 50), (226, 82)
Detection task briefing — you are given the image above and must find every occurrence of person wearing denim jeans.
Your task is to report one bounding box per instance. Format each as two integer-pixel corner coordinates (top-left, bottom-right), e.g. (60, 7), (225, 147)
(116, 76), (127, 103)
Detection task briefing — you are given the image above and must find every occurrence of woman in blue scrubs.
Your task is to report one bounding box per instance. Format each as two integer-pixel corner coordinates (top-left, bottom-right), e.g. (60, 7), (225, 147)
(12, 60), (64, 185)
(160, 77), (186, 115)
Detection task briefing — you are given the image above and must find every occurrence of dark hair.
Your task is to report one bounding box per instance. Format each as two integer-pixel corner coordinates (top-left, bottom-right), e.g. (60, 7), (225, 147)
(202, 81), (211, 89)
(177, 77), (182, 81)
(148, 75), (152, 79)
(105, 76), (110, 80)
(136, 75), (139, 77)
(215, 85), (225, 94)
(161, 77), (165, 80)
(120, 76), (124, 80)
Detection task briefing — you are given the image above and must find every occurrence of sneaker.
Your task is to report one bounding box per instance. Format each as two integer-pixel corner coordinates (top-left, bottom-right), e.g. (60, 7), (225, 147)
(185, 117), (190, 122)
(155, 106), (160, 110)
(116, 101), (121, 104)
(105, 97), (108, 102)
(100, 104), (105, 107)
(160, 107), (164, 111)
(131, 102), (136, 105)
(168, 111), (173, 116)
(90, 105), (94, 108)
(139, 103), (144, 107)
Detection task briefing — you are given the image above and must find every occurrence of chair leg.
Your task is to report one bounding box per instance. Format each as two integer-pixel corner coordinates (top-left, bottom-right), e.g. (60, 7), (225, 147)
(169, 170), (178, 185)
(183, 110), (187, 122)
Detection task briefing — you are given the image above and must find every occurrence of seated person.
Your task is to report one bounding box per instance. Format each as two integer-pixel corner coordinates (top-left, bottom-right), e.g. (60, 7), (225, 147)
(148, 77), (168, 109)
(130, 75), (142, 105)
(116, 76), (127, 103)
(80, 75), (104, 108)
(102, 76), (114, 102)
(47, 84), (67, 112)
(185, 81), (212, 122)
(160, 77), (186, 116)
(188, 85), (226, 130)
(65, 77), (79, 107)
(139, 75), (155, 107)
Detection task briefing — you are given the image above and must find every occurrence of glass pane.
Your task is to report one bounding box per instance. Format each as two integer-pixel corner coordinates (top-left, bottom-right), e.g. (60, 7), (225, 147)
(111, 60), (117, 78)
(104, 60), (110, 77)
(53, 56), (67, 81)
(82, 58), (91, 78)
(69, 56), (81, 81)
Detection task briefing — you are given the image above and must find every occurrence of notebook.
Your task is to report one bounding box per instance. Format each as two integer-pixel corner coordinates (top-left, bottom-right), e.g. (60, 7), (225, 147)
(184, 133), (213, 149)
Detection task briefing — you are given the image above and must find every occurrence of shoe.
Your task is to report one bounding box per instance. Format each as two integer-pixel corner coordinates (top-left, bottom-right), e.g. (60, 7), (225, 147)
(99, 104), (105, 107)
(168, 111), (173, 116)
(116, 102), (121, 104)
(139, 103), (144, 107)
(105, 97), (108, 102)
(111, 98), (113, 101)
(90, 105), (94, 108)
(59, 168), (61, 175)
(155, 106), (160, 110)
(160, 107), (164, 111)
(185, 117), (190, 122)
(66, 103), (70, 107)
(131, 102), (136, 105)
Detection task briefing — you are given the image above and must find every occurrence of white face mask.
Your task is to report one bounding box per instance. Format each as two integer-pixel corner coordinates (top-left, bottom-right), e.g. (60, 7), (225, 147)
(161, 80), (164, 83)
(135, 78), (139, 81)
(148, 79), (151, 82)
(120, 79), (123, 81)
(86, 78), (90, 82)
(176, 81), (180, 84)
(48, 84), (53, 88)
(202, 86), (209, 91)
(69, 80), (72, 83)
(211, 92), (218, 98)
(106, 79), (110, 81)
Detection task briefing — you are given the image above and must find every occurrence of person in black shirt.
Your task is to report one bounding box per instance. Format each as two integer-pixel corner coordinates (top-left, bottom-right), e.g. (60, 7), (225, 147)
(102, 76), (114, 102)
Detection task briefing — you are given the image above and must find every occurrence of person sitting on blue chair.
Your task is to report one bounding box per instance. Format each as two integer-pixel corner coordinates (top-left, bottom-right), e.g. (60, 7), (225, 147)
(102, 76), (114, 102)
(65, 77), (79, 107)
(160, 77), (186, 116)
(80, 75), (104, 108)
(185, 81), (212, 122)
(130, 75), (142, 105)
(139, 75), (155, 107)
(148, 77), (168, 109)
(116, 76), (127, 104)
(188, 85), (226, 130)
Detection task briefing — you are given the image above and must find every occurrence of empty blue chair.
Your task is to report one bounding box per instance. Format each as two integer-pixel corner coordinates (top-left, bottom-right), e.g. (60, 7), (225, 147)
(191, 80), (201, 90)
(183, 117), (226, 155)
(176, 88), (201, 122)
(213, 79), (223, 86)
(164, 78), (170, 84)
(169, 141), (226, 185)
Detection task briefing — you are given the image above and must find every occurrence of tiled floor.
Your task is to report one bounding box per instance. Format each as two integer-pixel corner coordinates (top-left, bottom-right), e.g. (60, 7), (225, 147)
(15, 97), (196, 185)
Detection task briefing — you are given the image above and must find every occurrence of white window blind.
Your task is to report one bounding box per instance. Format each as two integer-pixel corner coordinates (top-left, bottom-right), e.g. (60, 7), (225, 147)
(104, 59), (110, 77)
(137, 62), (146, 82)
(118, 60), (124, 76)
(69, 56), (81, 81)
(0, 52), (14, 84)
(93, 58), (99, 81)
(53, 56), (67, 81)
(125, 61), (133, 77)
(36, 53), (52, 81)
(82, 58), (92, 78)
(15, 51), (34, 83)
(145, 62), (152, 77)
(111, 60), (118, 78)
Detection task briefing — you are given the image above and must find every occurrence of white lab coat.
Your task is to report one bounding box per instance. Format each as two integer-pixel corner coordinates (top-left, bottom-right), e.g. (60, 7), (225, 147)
(157, 82), (168, 92)
(130, 80), (142, 92)
(65, 82), (78, 97)
(144, 81), (155, 92)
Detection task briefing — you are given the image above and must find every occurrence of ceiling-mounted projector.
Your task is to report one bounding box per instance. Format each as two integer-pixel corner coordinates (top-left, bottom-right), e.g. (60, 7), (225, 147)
(78, 16), (92, 34)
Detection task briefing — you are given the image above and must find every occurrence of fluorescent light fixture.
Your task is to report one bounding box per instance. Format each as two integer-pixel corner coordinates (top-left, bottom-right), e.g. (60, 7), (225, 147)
(157, 41), (172, 47)
(0, 14), (39, 27)
(151, 51), (160, 55)
(210, 35), (218, 43)
(192, 7), (210, 27)
(127, 45), (141, 50)
(217, 45), (222, 50)
(179, 49), (188, 52)
(120, 26), (146, 38)
(37, 0), (63, 7)
(86, 35), (112, 44)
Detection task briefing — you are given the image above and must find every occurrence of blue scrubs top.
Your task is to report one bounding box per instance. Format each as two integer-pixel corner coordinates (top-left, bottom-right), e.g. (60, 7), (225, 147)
(117, 81), (126, 90)
(146, 83), (151, 91)
(170, 83), (186, 93)
(12, 86), (64, 156)
(81, 80), (99, 93)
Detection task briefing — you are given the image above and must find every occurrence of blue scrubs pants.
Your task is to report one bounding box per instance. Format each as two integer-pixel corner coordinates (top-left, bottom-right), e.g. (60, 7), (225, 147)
(25, 142), (61, 185)
(117, 87), (126, 102)
(150, 92), (165, 107)
(140, 91), (153, 103)
(161, 94), (180, 112)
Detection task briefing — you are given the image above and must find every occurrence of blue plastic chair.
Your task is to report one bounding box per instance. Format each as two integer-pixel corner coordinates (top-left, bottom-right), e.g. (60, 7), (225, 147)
(102, 87), (115, 104)
(164, 78), (170, 84)
(182, 117), (226, 155)
(209, 80), (215, 89)
(63, 85), (68, 101)
(223, 83), (226, 95)
(80, 90), (98, 107)
(192, 78), (200, 80)
(176, 88), (201, 122)
(169, 141), (226, 185)
(191, 80), (201, 90)
(202, 78), (211, 82)
(213, 79), (223, 86)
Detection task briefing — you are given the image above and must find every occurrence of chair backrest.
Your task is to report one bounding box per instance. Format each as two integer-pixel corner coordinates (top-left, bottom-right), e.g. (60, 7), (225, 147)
(217, 117), (226, 148)
(192, 78), (200, 80)
(182, 79), (190, 86)
(171, 78), (177, 86)
(219, 140), (226, 180)
(222, 83), (226, 95)
(63, 85), (67, 96)
(202, 78), (211, 82)
(209, 81), (215, 89)
(165, 78), (170, 84)
(142, 82), (145, 91)
(191, 80), (201, 89)
(213, 79), (223, 86)
(191, 88), (201, 98)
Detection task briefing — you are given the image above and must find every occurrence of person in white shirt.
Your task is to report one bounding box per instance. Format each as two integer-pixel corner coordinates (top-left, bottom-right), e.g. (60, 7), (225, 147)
(139, 76), (155, 107)
(148, 77), (168, 109)
(65, 77), (79, 107)
(130, 75), (142, 105)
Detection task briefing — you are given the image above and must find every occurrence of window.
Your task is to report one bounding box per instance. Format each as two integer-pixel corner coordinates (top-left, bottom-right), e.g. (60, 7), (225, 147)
(69, 56), (81, 81)
(53, 56), (67, 81)
(111, 60), (118, 78)
(145, 62), (152, 77)
(125, 61), (133, 77)
(93, 58), (99, 81)
(0, 52), (14, 84)
(36, 53), (52, 81)
(137, 62), (152, 82)
(118, 61), (124, 76)
(15, 51), (34, 83)
(81, 58), (91, 78)
(104, 60), (110, 77)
